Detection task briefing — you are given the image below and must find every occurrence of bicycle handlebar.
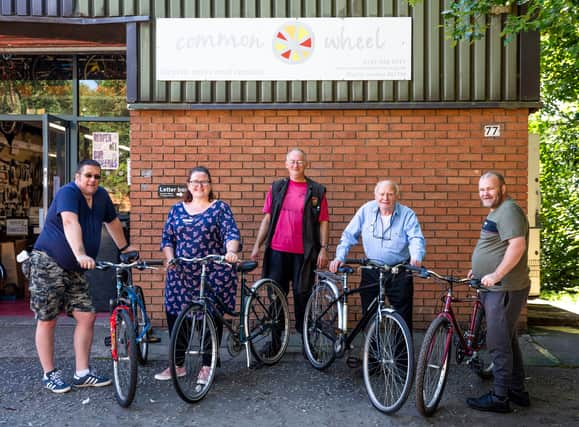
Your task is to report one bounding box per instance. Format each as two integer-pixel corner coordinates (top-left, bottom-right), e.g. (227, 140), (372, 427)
(96, 259), (163, 270)
(343, 258), (408, 273)
(169, 254), (229, 267)
(405, 265), (501, 290)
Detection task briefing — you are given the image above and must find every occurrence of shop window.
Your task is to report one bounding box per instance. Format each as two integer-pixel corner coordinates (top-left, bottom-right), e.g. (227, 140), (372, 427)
(0, 55), (73, 115)
(78, 121), (130, 213)
(79, 54), (127, 117)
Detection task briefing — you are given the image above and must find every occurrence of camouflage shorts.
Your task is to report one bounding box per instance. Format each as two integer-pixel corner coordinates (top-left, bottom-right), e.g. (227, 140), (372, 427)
(24, 250), (94, 321)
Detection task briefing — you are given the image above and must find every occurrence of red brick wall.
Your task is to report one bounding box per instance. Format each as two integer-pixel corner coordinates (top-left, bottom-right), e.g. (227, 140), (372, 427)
(129, 108), (529, 330)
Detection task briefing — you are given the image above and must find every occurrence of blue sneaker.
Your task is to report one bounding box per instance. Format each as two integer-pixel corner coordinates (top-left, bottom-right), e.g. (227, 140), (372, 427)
(43, 369), (71, 394)
(72, 370), (112, 388)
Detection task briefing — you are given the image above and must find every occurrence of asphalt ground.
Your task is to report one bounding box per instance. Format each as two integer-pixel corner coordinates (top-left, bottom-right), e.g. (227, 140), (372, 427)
(0, 310), (578, 427)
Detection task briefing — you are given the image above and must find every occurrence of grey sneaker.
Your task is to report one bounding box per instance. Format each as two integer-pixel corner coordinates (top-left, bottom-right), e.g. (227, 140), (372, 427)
(43, 369), (71, 394)
(73, 370), (112, 388)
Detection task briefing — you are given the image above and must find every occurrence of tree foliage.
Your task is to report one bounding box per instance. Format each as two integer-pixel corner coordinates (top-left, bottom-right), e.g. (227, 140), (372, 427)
(413, 0), (579, 292)
(530, 107), (579, 292)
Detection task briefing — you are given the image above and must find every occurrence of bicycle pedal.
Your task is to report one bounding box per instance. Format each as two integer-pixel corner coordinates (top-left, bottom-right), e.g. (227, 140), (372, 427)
(104, 336), (111, 347)
(144, 335), (161, 343)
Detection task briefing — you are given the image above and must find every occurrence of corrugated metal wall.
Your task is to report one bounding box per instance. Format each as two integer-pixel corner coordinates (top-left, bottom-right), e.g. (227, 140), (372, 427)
(0, 0), (137, 17)
(135, 0), (522, 105)
(0, 0), (536, 105)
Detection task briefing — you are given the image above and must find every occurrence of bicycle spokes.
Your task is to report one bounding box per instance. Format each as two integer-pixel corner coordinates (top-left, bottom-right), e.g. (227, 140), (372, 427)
(364, 312), (414, 414)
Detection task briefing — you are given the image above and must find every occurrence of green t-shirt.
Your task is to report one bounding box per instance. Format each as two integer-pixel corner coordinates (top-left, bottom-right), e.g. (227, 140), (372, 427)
(471, 198), (530, 291)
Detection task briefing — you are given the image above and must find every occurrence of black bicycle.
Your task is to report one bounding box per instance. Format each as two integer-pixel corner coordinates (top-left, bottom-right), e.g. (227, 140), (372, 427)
(303, 258), (414, 414)
(168, 254), (290, 403)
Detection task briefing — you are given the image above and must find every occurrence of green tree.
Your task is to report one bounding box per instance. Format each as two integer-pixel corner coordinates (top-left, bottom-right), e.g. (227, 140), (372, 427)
(411, 0), (579, 293)
(531, 108), (579, 292)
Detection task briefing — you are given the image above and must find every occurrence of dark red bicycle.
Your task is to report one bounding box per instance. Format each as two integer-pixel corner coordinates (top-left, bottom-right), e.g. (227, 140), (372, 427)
(407, 266), (494, 417)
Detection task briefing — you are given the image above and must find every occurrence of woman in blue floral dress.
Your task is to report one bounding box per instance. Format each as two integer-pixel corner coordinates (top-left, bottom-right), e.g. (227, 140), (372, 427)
(155, 166), (241, 382)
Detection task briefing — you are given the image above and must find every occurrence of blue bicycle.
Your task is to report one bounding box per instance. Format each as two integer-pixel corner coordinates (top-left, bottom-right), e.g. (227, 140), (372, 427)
(96, 252), (163, 407)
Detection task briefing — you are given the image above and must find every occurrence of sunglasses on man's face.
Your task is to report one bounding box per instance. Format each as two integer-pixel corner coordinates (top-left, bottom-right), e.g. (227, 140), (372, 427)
(83, 173), (101, 180)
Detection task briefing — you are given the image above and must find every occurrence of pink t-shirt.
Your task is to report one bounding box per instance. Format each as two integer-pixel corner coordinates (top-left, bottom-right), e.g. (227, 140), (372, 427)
(263, 180), (329, 254)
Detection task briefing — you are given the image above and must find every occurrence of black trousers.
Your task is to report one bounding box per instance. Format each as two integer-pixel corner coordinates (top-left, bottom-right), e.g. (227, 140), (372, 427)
(265, 249), (309, 334)
(359, 268), (414, 331)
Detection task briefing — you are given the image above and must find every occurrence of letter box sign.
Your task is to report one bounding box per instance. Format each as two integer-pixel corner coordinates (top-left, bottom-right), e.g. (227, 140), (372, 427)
(156, 17), (412, 81)
(158, 184), (187, 199)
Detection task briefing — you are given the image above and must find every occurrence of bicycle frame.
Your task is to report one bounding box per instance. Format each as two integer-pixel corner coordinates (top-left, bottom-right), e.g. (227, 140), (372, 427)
(174, 256), (263, 367)
(114, 267), (152, 345)
(313, 265), (399, 356)
(97, 256), (161, 359)
(420, 275), (486, 364)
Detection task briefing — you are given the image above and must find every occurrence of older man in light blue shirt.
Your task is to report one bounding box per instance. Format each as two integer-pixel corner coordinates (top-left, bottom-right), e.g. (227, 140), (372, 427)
(330, 180), (425, 329)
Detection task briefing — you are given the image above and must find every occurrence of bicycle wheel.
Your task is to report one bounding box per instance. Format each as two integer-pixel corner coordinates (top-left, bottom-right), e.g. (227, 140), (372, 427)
(303, 280), (339, 370)
(134, 286), (149, 365)
(470, 307), (494, 379)
(415, 316), (452, 416)
(363, 309), (414, 414)
(170, 303), (218, 403)
(245, 279), (290, 365)
(112, 308), (138, 408)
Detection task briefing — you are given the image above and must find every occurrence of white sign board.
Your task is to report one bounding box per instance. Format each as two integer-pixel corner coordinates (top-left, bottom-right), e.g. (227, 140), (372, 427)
(156, 17), (412, 81)
(92, 132), (119, 170)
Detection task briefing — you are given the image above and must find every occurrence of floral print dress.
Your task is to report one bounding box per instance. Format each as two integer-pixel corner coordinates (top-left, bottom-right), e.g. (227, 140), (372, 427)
(161, 200), (240, 316)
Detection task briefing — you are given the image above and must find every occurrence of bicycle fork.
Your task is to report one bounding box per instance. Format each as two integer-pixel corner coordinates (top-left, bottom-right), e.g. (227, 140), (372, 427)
(108, 305), (131, 360)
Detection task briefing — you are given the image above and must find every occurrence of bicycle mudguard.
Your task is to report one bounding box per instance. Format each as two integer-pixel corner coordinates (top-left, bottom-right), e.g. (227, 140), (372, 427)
(109, 306), (131, 360)
(312, 277), (343, 330)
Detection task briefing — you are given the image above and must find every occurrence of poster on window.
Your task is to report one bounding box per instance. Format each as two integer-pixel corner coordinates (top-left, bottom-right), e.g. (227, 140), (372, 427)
(92, 132), (119, 170)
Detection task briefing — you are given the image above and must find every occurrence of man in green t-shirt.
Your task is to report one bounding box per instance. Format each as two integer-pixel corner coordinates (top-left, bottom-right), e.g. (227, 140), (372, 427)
(466, 172), (531, 413)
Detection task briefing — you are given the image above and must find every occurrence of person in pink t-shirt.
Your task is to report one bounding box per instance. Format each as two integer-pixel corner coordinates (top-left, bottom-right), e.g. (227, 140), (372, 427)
(251, 148), (329, 359)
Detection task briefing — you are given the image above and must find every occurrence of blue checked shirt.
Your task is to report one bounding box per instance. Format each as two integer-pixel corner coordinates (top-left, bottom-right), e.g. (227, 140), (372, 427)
(335, 201), (426, 265)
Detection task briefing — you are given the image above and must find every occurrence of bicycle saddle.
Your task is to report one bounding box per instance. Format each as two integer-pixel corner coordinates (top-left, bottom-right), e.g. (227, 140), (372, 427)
(338, 265), (354, 274)
(237, 261), (257, 273)
(120, 251), (139, 263)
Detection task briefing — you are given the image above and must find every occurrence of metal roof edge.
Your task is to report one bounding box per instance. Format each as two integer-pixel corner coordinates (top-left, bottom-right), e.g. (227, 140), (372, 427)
(128, 101), (541, 111)
(0, 16), (150, 24)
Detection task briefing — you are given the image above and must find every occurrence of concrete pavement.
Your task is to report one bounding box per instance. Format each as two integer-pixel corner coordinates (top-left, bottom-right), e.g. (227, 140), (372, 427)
(0, 304), (578, 426)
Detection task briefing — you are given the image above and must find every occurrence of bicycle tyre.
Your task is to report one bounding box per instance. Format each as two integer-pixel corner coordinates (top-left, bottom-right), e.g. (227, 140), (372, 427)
(245, 279), (290, 365)
(470, 307), (494, 380)
(170, 303), (218, 403)
(415, 316), (452, 416)
(134, 286), (149, 365)
(363, 309), (414, 414)
(303, 280), (339, 370)
(112, 309), (138, 408)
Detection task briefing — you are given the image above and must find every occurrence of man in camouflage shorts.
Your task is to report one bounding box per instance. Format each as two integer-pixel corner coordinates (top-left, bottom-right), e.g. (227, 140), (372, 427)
(27, 251), (94, 321)
(26, 159), (136, 393)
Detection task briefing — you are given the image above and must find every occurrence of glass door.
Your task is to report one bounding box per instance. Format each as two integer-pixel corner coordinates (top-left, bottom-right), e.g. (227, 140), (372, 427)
(42, 114), (71, 221)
